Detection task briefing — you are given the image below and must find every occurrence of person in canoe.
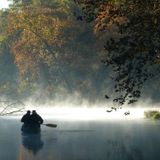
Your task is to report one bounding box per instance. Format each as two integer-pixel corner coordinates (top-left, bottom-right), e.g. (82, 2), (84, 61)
(21, 110), (43, 133)
(30, 110), (44, 128)
(21, 110), (31, 126)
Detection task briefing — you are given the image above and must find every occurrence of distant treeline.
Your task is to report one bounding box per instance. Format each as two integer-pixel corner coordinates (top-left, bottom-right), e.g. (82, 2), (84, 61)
(0, 0), (111, 103)
(0, 0), (160, 105)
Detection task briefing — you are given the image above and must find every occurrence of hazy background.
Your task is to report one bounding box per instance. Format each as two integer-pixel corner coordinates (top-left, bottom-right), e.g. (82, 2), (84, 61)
(0, 0), (160, 109)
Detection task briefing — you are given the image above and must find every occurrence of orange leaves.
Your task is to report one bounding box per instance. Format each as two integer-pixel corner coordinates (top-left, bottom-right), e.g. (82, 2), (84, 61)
(7, 6), (65, 44)
(94, 3), (128, 34)
(5, 5), (68, 79)
(11, 36), (40, 79)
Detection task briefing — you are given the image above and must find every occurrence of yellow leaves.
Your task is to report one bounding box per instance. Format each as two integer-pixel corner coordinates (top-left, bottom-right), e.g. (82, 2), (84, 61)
(3, 3), (91, 82)
(0, 35), (6, 42)
(5, 5), (70, 79)
(11, 35), (40, 79)
(7, 6), (64, 42)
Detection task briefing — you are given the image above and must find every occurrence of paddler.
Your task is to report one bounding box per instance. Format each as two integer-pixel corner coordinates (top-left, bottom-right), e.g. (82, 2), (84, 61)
(30, 110), (43, 128)
(21, 110), (31, 126)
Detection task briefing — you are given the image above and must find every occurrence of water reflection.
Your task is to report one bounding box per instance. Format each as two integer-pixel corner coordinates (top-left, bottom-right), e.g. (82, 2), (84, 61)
(21, 133), (44, 155)
(105, 139), (143, 160)
(1, 119), (160, 160)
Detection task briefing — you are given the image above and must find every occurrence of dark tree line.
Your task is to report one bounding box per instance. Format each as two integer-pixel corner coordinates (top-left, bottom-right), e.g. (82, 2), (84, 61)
(76, 0), (160, 105)
(0, 0), (160, 105)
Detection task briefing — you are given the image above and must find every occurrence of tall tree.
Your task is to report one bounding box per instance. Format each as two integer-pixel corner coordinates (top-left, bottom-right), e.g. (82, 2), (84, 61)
(1, 0), (107, 101)
(76, 0), (160, 105)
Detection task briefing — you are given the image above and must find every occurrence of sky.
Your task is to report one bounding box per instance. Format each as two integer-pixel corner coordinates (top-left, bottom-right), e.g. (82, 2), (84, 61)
(0, 0), (10, 9)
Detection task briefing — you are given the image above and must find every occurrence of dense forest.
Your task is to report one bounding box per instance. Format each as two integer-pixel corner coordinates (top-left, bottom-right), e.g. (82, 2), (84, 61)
(0, 0), (160, 106)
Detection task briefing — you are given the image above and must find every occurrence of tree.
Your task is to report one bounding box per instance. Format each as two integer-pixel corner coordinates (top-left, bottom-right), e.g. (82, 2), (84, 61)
(76, 0), (160, 105)
(0, 0), (108, 102)
(3, 1), (77, 92)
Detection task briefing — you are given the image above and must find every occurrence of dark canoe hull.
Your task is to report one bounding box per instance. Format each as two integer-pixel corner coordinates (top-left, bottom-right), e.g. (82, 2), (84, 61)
(21, 124), (41, 134)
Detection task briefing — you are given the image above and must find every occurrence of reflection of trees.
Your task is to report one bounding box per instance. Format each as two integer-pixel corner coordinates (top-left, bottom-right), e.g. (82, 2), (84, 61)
(106, 139), (143, 160)
(22, 133), (44, 155)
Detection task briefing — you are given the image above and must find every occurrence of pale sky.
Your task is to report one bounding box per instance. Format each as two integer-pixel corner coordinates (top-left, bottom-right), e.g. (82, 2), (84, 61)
(0, 0), (10, 9)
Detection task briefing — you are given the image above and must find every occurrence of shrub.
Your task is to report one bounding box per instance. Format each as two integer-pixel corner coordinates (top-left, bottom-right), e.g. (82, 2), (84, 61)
(153, 112), (160, 120)
(144, 110), (160, 120)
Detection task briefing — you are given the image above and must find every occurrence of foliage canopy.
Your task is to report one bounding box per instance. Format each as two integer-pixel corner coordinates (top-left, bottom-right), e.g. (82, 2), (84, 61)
(76, 0), (160, 105)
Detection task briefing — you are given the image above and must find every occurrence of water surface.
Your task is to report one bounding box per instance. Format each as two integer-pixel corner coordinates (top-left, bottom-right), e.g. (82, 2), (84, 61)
(0, 118), (160, 160)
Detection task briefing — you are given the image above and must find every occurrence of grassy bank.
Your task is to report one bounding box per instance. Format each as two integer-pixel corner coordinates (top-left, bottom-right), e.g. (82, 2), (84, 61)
(144, 110), (160, 120)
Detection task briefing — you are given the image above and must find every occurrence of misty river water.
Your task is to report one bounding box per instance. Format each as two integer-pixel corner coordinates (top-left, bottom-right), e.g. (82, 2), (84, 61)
(0, 117), (160, 160)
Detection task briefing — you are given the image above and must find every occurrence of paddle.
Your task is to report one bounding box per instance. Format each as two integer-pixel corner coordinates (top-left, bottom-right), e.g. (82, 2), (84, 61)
(42, 123), (57, 128)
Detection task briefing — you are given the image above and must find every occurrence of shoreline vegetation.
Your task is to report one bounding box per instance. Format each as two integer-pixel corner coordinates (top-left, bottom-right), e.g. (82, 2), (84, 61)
(144, 111), (160, 120)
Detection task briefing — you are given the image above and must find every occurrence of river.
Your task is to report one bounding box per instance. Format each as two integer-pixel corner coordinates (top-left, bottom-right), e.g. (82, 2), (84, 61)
(0, 117), (160, 160)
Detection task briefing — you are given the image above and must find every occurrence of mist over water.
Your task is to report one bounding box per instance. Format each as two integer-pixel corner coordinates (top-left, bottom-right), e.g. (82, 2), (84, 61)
(0, 85), (160, 160)
(1, 93), (160, 121)
(11, 101), (159, 121)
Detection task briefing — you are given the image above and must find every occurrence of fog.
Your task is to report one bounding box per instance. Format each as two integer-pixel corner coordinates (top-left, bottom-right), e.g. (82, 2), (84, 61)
(1, 90), (160, 120)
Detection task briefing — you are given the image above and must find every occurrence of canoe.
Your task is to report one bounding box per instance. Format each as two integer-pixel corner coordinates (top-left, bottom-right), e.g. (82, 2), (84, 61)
(21, 124), (40, 134)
